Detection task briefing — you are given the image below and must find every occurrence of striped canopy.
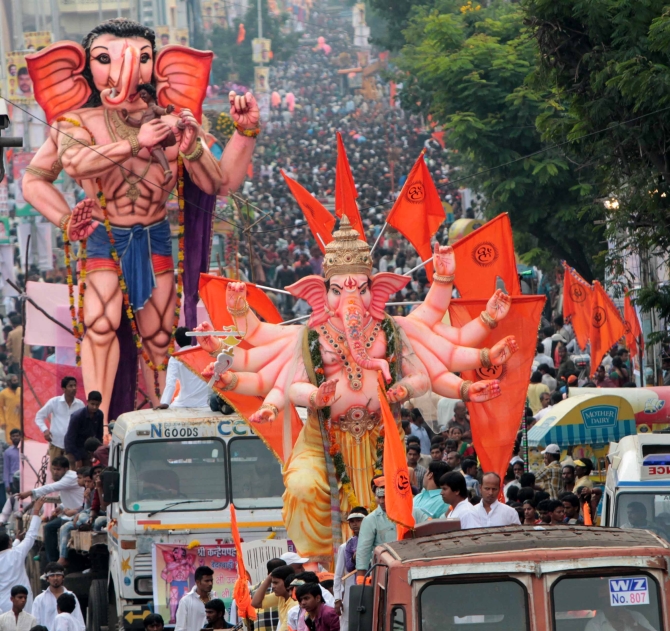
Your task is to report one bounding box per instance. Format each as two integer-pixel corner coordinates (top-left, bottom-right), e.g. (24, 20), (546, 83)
(528, 393), (637, 448)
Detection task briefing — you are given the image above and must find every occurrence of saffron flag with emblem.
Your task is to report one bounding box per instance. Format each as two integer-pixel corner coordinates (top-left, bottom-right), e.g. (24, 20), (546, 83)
(335, 132), (366, 240)
(562, 262), (593, 351)
(377, 373), (415, 536)
(231, 504), (257, 621)
(451, 213), (521, 299)
(590, 281), (626, 373)
(449, 296), (545, 494)
(386, 152), (444, 281)
(624, 289), (644, 358)
(281, 170), (335, 252)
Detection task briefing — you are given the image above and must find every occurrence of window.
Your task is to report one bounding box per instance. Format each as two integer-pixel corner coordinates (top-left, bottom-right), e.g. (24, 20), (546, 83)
(614, 492), (670, 541)
(391, 607), (405, 631)
(124, 439), (226, 513)
(419, 580), (528, 631)
(552, 574), (662, 631)
(229, 438), (285, 508)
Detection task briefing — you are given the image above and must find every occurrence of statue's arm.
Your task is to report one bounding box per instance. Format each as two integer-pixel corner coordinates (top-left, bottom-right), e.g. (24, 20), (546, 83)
(22, 135), (71, 227)
(218, 132), (256, 197)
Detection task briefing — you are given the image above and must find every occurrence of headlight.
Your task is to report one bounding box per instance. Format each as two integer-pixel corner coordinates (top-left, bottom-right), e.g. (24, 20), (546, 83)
(135, 578), (153, 594)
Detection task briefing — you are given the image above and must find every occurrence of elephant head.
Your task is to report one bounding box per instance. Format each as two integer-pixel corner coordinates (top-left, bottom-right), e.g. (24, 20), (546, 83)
(26, 19), (212, 122)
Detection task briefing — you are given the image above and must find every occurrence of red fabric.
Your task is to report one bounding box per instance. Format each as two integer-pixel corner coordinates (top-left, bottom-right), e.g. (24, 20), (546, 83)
(85, 254), (173, 274)
(378, 373), (414, 533)
(386, 153), (444, 281)
(231, 504), (257, 620)
(281, 170), (336, 253)
(449, 296), (545, 488)
(431, 131), (445, 149)
(562, 262), (592, 350)
(237, 24), (246, 44)
(590, 281), (626, 372)
(23, 359), (85, 443)
(451, 213), (521, 298)
(624, 289), (644, 358)
(335, 132), (366, 239)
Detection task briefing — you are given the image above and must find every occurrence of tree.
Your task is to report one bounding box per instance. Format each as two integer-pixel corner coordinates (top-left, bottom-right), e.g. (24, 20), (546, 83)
(394, 0), (604, 279)
(525, 0), (670, 329)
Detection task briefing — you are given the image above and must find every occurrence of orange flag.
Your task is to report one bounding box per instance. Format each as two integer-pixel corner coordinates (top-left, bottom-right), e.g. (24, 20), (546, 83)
(449, 296), (545, 487)
(335, 132), (366, 240)
(281, 170), (335, 252)
(377, 373), (414, 536)
(237, 23), (246, 44)
(386, 152), (445, 281)
(451, 213), (521, 298)
(562, 262), (592, 350)
(231, 504), (257, 621)
(624, 289), (644, 358)
(590, 281), (626, 373)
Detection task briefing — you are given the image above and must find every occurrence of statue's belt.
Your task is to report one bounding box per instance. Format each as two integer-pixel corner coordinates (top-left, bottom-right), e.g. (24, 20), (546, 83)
(331, 406), (380, 443)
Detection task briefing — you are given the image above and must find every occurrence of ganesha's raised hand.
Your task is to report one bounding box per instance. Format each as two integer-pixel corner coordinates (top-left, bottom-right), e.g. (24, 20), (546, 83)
(489, 335), (519, 366)
(433, 242), (455, 277)
(486, 289), (511, 323)
(229, 91), (260, 131)
(387, 384), (409, 404)
(315, 378), (338, 408)
(67, 199), (99, 242)
(174, 108), (201, 154)
(194, 321), (220, 355)
(227, 281), (248, 313)
(468, 379), (501, 402)
(249, 404), (277, 424)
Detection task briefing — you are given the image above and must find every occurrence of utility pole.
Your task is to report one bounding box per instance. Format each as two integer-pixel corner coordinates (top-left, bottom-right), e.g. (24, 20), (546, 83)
(98, 0), (103, 23)
(50, 0), (60, 40)
(257, 0), (262, 39)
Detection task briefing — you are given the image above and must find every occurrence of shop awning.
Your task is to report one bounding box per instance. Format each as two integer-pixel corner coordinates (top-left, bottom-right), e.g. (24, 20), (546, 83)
(528, 393), (637, 448)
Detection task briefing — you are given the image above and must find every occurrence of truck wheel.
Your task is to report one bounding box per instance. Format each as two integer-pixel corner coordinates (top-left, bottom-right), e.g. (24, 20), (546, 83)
(87, 579), (108, 631)
(108, 582), (122, 631)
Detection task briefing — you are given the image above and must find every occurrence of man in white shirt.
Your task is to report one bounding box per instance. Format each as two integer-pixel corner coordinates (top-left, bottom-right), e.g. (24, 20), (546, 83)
(17, 457), (85, 563)
(0, 586), (37, 631)
(534, 343), (554, 369)
(472, 473), (521, 527)
(35, 377), (85, 465)
(156, 329), (212, 409)
(440, 471), (478, 529)
(585, 606), (658, 631)
(0, 498), (45, 614)
(175, 566), (216, 631)
(32, 563), (85, 631)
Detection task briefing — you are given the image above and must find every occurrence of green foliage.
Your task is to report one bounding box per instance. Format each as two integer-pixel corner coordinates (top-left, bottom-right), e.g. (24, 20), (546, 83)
(394, 0), (604, 280)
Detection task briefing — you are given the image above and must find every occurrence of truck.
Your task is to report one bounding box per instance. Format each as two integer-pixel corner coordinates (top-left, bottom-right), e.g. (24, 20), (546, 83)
(602, 433), (670, 539)
(28, 407), (288, 631)
(350, 522), (670, 631)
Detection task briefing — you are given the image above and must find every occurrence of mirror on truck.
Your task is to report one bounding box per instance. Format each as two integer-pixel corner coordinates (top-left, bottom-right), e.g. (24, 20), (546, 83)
(102, 469), (120, 503)
(348, 585), (374, 631)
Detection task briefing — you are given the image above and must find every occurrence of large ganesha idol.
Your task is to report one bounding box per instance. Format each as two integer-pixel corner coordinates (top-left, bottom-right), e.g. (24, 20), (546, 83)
(22, 18), (259, 417)
(196, 217), (518, 560)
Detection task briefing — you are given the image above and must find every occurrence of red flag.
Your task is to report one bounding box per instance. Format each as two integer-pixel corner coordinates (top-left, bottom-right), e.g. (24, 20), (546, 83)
(281, 170), (335, 252)
(624, 289), (644, 358)
(589, 281), (626, 372)
(377, 373), (415, 535)
(237, 23), (246, 44)
(386, 152), (445, 281)
(562, 262), (592, 350)
(335, 132), (366, 240)
(449, 296), (545, 489)
(451, 213), (521, 298)
(231, 505), (257, 621)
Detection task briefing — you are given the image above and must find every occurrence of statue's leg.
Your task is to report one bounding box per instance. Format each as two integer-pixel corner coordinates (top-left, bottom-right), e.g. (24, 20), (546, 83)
(82, 270), (122, 421)
(135, 271), (176, 405)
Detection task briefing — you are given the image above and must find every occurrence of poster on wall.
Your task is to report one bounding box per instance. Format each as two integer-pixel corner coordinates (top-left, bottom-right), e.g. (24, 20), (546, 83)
(6, 52), (33, 104)
(23, 31), (53, 51)
(176, 28), (189, 47)
(155, 26), (171, 49)
(254, 66), (270, 94)
(152, 543), (237, 624)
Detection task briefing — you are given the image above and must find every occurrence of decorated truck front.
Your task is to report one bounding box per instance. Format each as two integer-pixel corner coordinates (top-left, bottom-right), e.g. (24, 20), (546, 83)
(96, 407), (287, 631)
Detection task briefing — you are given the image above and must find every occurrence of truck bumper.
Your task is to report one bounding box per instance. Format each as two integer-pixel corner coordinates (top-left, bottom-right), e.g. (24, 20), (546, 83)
(122, 604), (153, 630)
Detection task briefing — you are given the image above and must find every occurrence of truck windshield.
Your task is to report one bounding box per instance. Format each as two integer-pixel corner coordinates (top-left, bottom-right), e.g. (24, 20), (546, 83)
(229, 438), (284, 508)
(615, 492), (670, 541)
(124, 439), (226, 513)
(552, 574), (662, 631)
(420, 580), (528, 630)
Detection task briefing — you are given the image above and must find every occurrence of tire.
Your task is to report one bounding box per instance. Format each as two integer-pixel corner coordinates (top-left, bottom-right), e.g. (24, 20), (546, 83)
(108, 582), (122, 631)
(87, 579), (108, 631)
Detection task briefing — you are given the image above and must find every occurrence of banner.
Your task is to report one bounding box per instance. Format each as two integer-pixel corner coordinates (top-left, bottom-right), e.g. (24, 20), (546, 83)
(6, 51), (33, 104)
(254, 66), (270, 94)
(252, 38), (272, 64)
(590, 281), (626, 373)
(155, 26), (172, 48)
(23, 31), (52, 51)
(152, 543), (237, 624)
(562, 262), (592, 350)
(176, 28), (189, 46)
(0, 177), (8, 216)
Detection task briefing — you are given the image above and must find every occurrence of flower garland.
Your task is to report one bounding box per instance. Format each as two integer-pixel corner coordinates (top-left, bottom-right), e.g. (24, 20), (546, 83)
(308, 315), (402, 509)
(55, 116), (184, 397)
(62, 234), (86, 365)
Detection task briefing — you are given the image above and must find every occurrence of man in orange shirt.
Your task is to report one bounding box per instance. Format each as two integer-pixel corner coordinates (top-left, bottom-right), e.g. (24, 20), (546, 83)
(0, 374), (21, 442)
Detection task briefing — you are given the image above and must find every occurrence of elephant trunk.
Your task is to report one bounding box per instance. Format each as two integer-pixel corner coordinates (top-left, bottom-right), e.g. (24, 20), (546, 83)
(341, 299), (391, 383)
(102, 46), (140, 106)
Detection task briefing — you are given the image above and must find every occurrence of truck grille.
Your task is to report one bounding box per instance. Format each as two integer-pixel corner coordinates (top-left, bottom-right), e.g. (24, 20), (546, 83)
(134, 554), (153, 575)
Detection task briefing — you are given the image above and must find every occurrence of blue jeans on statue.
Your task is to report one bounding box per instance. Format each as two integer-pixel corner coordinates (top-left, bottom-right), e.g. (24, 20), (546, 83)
(44, 516), (65, 562)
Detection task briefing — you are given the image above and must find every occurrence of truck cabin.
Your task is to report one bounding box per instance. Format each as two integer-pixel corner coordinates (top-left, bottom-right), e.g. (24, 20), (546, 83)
(350, 525), (670, 631)
(604, 434), (670, 540)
